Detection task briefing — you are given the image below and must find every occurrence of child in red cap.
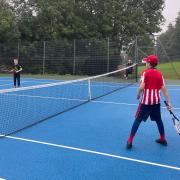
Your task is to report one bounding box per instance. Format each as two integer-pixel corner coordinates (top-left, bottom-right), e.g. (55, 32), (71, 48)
(127, 55), (172, 149)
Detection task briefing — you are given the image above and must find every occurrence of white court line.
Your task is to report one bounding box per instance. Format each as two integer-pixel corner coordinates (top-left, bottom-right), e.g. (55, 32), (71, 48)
(164, 89), (180, 91)
(2, 93), (180, 110)
(93, 100), (180, 110)
(0, 81), (35, 87)
(94, 101), (138, 106)
(0, 78), (12, 81)
(3, 93), (87, 102)
(167, 85), (180, 87)
(19, 78), (63, 82)
(129, 87), (180, 91)
(167, 89), (180, 91)
(0, 77), (60, 82)
(0, 178), (6, 180)
(1, 81), (132, 89)
(5, 135), (180, 171)
(0, 80), (63, 88)
(121, 84), (180, 87)
(0, 83), (13, 87)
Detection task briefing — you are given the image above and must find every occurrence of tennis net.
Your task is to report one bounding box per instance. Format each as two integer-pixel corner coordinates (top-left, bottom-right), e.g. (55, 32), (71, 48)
(0, 64), (137, 136)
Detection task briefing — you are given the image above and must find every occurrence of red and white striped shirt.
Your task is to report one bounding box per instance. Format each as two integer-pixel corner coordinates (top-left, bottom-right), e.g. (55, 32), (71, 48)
(140, 68), (164, 105)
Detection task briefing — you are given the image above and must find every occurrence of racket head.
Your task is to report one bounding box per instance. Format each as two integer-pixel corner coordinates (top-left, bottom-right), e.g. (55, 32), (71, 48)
(0, 65), (7, 71)
(0, 65), (10, 72)
(173, 118), (180, 135)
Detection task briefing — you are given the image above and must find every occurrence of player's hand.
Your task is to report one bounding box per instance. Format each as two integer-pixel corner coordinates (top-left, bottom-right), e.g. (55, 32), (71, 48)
(137, 94), (141, 100)
(166, 102), (172, 111)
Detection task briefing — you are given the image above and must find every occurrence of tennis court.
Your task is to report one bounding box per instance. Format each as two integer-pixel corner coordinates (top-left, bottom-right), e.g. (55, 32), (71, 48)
(0, 74), (179, 180)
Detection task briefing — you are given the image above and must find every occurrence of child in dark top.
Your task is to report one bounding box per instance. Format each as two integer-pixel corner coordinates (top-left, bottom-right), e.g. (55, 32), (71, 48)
(10, 59), (23, 87)
(124, 59), (133, 79)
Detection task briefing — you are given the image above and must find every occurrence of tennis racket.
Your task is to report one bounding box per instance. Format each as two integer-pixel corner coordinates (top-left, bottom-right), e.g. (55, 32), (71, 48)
(164, 101), (180, 135)
(0, 65), (11, 73)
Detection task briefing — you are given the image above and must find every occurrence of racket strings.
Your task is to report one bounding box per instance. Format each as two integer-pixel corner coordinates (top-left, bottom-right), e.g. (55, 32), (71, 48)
(173, 118), (180, 134)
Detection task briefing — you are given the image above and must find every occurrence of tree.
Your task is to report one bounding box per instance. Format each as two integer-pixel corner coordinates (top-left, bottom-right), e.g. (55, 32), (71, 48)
(8, 0), (165, 43)
(173, 12), (180, 57)
(158, 12), (180, 60)
(0, 0), (19, 43)
(1, 0), (166, 75)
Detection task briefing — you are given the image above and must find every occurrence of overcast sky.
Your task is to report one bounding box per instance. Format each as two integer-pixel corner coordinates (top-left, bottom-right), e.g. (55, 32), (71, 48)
(161, 0), (180, 32)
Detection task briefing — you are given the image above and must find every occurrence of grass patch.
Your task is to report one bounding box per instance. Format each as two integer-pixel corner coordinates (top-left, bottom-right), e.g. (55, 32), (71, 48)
(138, 61), (180, 80)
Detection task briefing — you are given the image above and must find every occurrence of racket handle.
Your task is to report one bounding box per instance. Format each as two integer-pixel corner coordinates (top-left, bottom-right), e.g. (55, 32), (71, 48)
(164, 101), (168, 106)
(164, 101), (172, 114)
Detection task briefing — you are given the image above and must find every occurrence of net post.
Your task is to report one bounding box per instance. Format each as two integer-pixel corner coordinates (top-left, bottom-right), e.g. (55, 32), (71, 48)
(43, 41), (46, 75)
(107, 37), (110, 73)
(73, 40), (76, 75)
(88, 79), (92, 101)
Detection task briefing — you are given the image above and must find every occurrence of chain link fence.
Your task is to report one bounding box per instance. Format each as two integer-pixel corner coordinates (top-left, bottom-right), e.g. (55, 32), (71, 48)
(0, 36), (179, 79)
(135, 35), (180, 80)
(0, 38), (137, 77)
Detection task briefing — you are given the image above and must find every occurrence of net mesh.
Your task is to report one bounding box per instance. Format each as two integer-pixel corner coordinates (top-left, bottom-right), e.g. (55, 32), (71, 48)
(0, 64), (137, 136)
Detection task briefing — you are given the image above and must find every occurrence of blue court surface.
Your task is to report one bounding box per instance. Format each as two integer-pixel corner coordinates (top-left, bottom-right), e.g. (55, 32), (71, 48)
(0, 77), (179, 180)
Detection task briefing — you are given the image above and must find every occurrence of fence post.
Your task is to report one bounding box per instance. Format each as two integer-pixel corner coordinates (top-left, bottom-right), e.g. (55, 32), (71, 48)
(154, 35), (158, 56)
(135, 36), (138, 82)
(107, 37), (110, 72)
(17, 41), (20, 59)
(73, 40), (76, 75)
(43, 41), (46, 74)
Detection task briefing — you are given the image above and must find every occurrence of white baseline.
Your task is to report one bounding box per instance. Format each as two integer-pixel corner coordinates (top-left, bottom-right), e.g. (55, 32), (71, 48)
(5, 135), (180, 171)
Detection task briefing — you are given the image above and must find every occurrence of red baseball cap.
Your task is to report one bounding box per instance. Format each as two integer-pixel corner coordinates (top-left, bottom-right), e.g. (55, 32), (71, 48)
(142, 55), (158, 66)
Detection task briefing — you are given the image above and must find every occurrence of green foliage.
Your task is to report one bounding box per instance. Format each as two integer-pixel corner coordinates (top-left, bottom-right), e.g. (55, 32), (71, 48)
(158, 12), (180, 59)
(2, 0), (165, 43)
(0, 0), (166, 76)
(0, 0), (19, 42)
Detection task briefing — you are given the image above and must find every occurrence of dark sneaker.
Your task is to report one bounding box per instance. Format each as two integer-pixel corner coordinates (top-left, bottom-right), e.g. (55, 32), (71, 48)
(155, 139), (168, 146)
(126, 141), (132, 149)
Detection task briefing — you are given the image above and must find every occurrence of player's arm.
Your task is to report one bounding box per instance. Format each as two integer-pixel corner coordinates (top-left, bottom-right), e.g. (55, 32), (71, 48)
(161, 84), (172, 111)
(137, 71), (145, 100)
(137, 82), (145, 100)
(15, 66), (23, 73)
(9, 68), (14, 73)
